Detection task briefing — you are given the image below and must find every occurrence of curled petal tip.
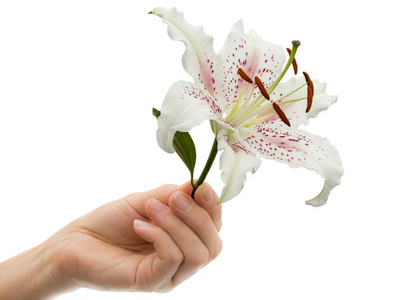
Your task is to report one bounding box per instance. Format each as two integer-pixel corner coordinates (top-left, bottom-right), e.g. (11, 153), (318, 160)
(305, 185), (326, 207)
(149, 12), (162, 18)
(306, 161), (344, 207)
(149, 8), (164, 18)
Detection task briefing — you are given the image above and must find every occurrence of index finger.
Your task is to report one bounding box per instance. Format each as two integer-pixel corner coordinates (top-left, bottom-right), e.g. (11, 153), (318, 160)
(122, 182), (194, 218)
(191, 183), (222, 232)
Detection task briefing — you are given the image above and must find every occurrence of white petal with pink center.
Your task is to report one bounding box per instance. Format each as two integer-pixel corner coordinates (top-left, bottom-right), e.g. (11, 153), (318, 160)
(214, 20), (286, 113)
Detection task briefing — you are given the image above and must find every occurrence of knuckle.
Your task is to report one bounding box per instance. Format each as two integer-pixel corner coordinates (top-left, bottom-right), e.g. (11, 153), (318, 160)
(121, 192), (137, 202)
(168, 250), (184, 266)
(210, 237), (223, 260)
(189, 248), (210, 266)
(215, 219), (223, 232)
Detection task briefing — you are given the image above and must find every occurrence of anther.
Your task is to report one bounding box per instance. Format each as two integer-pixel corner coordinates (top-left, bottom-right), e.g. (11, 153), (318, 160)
(306, 84), (313, 113)
(286, 48), (298, 75)
(273, 102), (291, 127)
(255, 76), (270, 100)
(303, 71), (314, 113)
(302, 71), (314, 93)
(237, 68), (253, 84)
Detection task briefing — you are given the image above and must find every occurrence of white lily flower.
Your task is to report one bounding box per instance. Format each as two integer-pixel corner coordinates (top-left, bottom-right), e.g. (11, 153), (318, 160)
(151, 7), (343, 206)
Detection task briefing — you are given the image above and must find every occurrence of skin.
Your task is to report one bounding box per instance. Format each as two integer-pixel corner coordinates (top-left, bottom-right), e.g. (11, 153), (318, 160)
(0, 182), (222, 299)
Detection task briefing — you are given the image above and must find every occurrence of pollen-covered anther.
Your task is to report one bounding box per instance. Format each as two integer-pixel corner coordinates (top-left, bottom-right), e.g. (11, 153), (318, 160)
(255, 76), (270, 100)
(286, 48), (298, 75)
(237, 68), (253, 84)
(303, 71), (314, 113)
(306, 84), (313, 113)
(273, 102), (291, 127)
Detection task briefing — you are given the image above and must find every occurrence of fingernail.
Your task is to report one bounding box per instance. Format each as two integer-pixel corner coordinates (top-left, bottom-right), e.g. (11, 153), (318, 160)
(149, 198), (169, 213)
(203, 184), (214, 203)
(173, 192), (192, 211)
(134, 219), (149, 227)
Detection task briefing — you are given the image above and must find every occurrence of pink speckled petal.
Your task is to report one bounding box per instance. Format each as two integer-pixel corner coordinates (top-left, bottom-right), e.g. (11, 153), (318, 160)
(271, 76), (338, 128)
(215, 21), (286, 112)
(217, 133), (262, 204)
(157, 81), (217, 153)
(151, 7), (217, 95)
(239, 127), (343, 206)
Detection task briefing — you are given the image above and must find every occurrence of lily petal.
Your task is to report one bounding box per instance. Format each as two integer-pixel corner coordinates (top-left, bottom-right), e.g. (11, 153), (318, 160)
(150, 7), (217, 95)
(157, 81), (216, 153)
(239, 126), (343, 206)
(216, 21), (286, 112)
(218, 135), (262, 204)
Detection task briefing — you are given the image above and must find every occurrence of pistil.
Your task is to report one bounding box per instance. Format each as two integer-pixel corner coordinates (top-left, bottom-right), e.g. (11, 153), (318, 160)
(266, 40), (301, 95)
(286, 48), (298, 75)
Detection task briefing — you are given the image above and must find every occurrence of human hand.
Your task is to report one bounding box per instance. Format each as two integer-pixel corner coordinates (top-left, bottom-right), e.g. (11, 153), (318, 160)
(53, 182), (222, 293)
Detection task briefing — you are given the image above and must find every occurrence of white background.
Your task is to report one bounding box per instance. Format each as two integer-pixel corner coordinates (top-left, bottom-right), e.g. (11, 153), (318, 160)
(1, 0), (419, 299)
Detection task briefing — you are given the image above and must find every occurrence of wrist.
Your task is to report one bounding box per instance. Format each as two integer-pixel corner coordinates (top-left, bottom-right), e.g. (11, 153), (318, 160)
(0, 238), (77, 299)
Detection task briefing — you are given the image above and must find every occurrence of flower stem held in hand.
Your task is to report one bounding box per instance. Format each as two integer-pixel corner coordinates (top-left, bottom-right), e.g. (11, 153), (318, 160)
(191, 137), (218, 199)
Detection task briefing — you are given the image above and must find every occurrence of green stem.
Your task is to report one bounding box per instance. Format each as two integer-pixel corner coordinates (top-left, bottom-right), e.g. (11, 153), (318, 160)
(191, 137), (218, 198)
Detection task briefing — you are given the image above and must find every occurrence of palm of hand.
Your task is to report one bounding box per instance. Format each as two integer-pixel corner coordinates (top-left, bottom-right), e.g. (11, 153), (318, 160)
(63, 197), (155, 291)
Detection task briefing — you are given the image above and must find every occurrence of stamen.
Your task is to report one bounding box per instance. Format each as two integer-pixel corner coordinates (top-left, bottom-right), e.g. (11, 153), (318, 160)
(306, 84), (313, 113)
(272, 102), (291, 127)
(237, 68), (253, 84)
(302, 71), (314, 113)
(286, 48), (298, 75)
(255, 76), (270, 100)
(302, 71), (314, 92)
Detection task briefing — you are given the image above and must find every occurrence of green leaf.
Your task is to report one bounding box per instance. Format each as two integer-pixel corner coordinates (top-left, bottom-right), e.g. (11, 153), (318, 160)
(152, 107), (196, 181)
(172, 131), (196, 181)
